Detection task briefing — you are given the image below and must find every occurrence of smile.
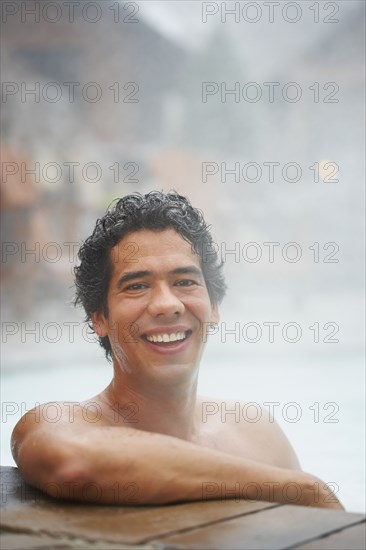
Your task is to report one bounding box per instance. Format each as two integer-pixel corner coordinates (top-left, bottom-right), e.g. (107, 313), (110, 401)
(142, 330), (192, 345)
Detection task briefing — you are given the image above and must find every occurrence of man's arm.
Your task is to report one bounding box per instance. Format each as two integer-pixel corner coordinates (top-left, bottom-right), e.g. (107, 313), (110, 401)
(11, 404), (343, 509)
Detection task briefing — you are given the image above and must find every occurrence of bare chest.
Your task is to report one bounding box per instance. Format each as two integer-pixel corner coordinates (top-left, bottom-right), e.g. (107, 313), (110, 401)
(193, 412), (276, 466)
(193, 424), (239, 454)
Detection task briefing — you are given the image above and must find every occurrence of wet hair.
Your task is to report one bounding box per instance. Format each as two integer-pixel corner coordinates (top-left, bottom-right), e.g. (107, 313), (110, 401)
(74, 191), (226, 359)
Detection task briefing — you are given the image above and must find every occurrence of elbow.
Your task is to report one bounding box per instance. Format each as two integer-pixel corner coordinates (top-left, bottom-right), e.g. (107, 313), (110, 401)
(16, 435), (94, 502)
(42, 461), (95, 501)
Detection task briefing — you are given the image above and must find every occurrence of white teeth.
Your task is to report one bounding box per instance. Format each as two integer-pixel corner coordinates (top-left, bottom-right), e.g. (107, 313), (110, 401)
(146, 332), (187, 343)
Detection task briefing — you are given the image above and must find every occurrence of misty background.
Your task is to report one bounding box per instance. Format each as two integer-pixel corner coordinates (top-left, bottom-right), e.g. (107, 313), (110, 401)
(1, 1), (365, 512)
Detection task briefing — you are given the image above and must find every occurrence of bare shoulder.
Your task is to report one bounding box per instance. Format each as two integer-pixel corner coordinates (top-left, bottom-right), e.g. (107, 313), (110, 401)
(11, 399), (112, 489)
(196, 395), (301, 470)
(11, 400), (101, 462)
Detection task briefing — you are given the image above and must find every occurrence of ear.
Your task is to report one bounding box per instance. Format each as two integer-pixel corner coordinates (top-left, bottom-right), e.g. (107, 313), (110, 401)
(91, 311), (108, 337)
(210, 303), (220, 325)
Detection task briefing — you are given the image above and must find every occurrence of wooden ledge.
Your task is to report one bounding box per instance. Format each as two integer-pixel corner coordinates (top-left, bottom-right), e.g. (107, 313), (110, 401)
(1, 466), (365, 549)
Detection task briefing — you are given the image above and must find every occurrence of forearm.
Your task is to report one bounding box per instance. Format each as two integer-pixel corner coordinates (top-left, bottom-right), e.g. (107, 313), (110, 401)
(27, 427), (342, 509)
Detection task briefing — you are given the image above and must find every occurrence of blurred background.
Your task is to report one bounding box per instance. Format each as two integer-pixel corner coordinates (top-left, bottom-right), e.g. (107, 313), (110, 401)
(1, 1), (365, 511)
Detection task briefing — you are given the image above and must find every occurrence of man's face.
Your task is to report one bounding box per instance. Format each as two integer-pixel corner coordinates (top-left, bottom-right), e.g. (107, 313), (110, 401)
(93, 229), (219, 383)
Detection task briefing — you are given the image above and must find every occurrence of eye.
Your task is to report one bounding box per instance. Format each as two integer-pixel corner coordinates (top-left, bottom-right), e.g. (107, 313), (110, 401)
(175, 279), (197, 287)
(125, 283), (148, 291)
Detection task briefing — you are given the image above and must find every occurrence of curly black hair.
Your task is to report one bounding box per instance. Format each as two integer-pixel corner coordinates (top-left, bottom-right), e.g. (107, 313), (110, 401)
(74, 191), (226, 359)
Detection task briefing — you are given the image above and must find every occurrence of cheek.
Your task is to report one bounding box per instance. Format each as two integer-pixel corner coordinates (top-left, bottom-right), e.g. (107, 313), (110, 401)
(109, 297), (147, 319)
(184, 295), (212, 318)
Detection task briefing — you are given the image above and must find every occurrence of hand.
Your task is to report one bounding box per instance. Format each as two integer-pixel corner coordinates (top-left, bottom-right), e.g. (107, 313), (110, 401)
(301, 474), (345, 511)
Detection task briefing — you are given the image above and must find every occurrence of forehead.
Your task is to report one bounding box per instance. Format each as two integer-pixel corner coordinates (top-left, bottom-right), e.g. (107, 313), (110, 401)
(110, 229), (200, 271)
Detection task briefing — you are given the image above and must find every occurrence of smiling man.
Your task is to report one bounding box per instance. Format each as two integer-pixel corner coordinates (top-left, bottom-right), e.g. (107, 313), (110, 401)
(11, 191), (343, 509)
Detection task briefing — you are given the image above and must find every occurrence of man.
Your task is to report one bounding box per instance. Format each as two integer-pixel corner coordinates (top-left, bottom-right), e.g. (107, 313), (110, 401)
(11, 191), (343, 509)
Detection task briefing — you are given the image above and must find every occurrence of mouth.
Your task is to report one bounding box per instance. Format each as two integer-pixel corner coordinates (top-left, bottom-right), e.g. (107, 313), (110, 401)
(141, 330), (192, 347)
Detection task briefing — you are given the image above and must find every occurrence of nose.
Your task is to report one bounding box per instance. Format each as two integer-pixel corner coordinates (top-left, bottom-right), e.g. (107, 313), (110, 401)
(146, 283), (185, 318)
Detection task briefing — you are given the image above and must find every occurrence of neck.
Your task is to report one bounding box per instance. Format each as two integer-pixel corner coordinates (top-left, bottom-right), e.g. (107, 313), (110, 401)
(103, 366), (199, 441)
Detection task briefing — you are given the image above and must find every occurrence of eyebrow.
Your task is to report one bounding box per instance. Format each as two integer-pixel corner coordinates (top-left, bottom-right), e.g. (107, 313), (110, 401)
(171, 266), (203, 277)
(116, 266), (203, 289)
